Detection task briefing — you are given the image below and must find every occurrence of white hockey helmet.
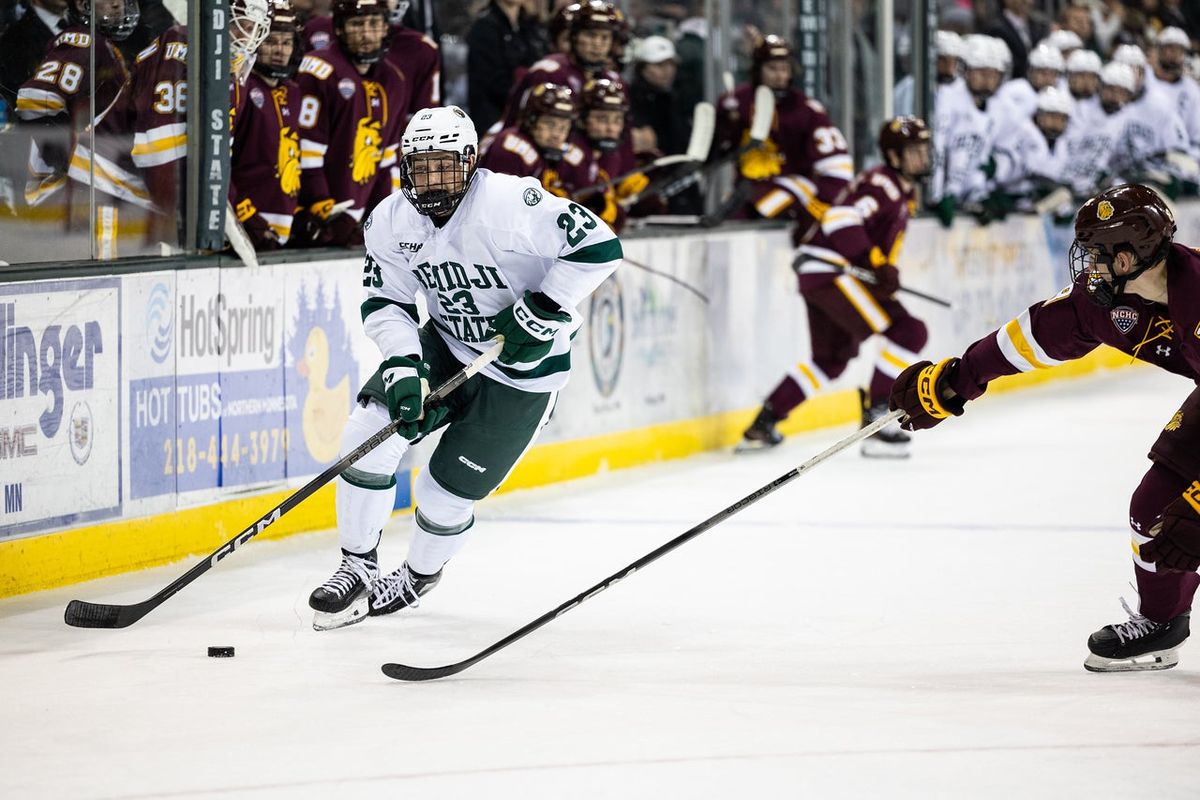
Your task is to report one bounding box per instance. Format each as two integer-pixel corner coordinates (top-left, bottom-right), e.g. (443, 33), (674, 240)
(1065, 49), (1102, 75)
(1036, 86), (1073, 116)
(1156, 27), (1191, 50)
(1112, 44), (1147, 68)
(1045, 29), (1083, 53)
(936, 30), (962, 59)
(1028, 43), (1065, 72)
(962, 35), (1006, 72)
(1100, 62), (1137, 92)
(399, 106), (480, 217)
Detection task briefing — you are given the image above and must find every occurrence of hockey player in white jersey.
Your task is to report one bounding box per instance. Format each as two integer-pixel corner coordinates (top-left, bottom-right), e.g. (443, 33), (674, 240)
(996, 43), (1064, 120)
(1057, 62), (1135, 198)
(308, 105), (623, 630)
(1111, 44), (1195, 186)
(989, 86), (1074, 212)
(1147, 28), (1200, 163)
(1065, 49), (1103, 126)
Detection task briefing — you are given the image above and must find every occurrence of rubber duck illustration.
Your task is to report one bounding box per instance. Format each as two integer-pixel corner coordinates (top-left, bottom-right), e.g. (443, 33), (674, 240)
(296, 327), (350, 463)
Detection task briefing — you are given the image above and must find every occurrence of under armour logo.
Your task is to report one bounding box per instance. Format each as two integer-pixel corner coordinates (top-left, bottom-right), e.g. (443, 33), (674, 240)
(1131, 517), (1142, 532)
(1157, 344), (1172, 357)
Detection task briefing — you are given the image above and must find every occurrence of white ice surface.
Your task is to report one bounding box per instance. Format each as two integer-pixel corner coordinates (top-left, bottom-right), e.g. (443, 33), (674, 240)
(4, 368), (1200, 799)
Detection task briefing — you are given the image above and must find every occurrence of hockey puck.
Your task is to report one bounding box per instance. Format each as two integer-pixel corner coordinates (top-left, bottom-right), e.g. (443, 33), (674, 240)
(207, 646), (235, 658)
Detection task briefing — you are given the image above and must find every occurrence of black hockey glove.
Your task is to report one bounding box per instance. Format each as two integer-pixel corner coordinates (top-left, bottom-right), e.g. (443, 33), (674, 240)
(1140, 482), (1200, 572)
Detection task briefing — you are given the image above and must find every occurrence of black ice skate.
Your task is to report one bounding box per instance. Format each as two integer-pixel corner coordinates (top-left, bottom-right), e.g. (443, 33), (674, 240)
(309, 548), (379, 631)
(369, 562), (443, 617)
(859, 388), (910, 459)
(736, 405), (784, 453)
(1084, 598), (1190, 673)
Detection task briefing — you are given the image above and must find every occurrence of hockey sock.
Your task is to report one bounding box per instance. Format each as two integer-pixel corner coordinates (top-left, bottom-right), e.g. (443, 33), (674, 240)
(405, 468), (476, 575)
(766, 362), (826, 418)
(336, 400), (408, 554)
(870, 342), (923, 406)
(1130, 462), (1200, 621)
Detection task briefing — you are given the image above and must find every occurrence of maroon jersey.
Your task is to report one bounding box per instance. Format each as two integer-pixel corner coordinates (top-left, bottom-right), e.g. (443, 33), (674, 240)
(499, 53), (620, 128)
(130, 25), (188, 230)
(231, 72), (303, 244)
(15, 25), (147, 209)
(949, 243), (1200, 403)
(302, 13), (336, 51)
(715, 83), (853, 225)
(795, 164), (916, 292)
(387, 26), (440, 116)
(478, 125), (597, 198)
(294, 45), (411, 223)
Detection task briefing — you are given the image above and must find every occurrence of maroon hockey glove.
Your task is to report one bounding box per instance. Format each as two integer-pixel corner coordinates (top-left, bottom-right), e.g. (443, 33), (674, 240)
(889, 358), (967, 431)
(240, 212), (281, 251)
(1140, 482), (1200, 572)
(873, 264), (900, 296)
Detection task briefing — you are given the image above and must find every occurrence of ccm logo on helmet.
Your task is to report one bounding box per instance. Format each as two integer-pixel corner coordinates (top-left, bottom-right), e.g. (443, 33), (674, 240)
(409, 134), (436, 141)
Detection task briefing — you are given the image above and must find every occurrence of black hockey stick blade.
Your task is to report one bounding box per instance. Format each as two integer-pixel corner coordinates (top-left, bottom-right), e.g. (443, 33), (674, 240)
(64, 339), (503, 629)
(381, 410), (903, 681)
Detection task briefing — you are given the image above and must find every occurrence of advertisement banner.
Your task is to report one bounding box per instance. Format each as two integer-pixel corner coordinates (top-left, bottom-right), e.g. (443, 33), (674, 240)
(0, 279), (121, 537)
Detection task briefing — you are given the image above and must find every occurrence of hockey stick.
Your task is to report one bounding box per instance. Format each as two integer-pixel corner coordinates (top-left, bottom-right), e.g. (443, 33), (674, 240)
(795, 252), (952, 308)
(571, 102), (716, 203)
(620, 86), (776, 209)
(64, 339), (504, 629)
(621, 256), (709, 304)
(381, 409), (903, 681)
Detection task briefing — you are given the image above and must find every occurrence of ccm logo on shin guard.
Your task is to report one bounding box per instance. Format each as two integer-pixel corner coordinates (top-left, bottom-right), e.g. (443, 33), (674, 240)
(458, 455), (487, 473)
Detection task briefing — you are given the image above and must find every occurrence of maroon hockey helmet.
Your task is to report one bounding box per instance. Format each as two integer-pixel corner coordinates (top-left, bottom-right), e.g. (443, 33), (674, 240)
(520, 82), (580, 128)
(333, 0), (389, 65)
(68, 0), (140, 41)
(580, 77), (629, 115)
(570, 0), (618, 70)
(1068, 183), (1177, 307)
(549, 3), (580, 45)
(254, 0), (302, 80)
(878, 116), (932, 178)
(751, 34), (794, 86)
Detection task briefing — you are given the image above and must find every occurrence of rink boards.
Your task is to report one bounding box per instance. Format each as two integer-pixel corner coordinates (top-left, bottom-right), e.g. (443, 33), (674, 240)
(6, 203), (1190, 597)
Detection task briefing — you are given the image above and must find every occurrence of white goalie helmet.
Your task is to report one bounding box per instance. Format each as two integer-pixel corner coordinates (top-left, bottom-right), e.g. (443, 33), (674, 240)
(399, 106), (480, 217)
(231, 0), (273, 58)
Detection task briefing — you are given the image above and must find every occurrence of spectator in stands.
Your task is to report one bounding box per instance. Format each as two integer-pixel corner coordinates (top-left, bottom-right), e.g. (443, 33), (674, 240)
(984, 0), (1050, 79)
(466, 0), (547, 136)
(628, 35), (687, 158)
(293, 0), (412, 246)
(1149, 27), (1200, 162)
(1056, 4), (1098, 54)
(231, 0), (303, 250)
(0, 0), (67, 113)
(1090, 0), (1125, 55)
(673, 1), (707, 118)
(997, 42), (1065, 119)
(478, 81), (597, 198)
(712, 34), (852, 226)
(498, 0), (620, 130)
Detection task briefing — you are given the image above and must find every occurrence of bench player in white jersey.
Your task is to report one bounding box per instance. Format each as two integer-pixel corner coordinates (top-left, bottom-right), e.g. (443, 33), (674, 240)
(1147, 28), (1200, 164)
(308, 105), (623, 630)
(1110, 44), (1194, 186)
(995, 42), (1064, 120)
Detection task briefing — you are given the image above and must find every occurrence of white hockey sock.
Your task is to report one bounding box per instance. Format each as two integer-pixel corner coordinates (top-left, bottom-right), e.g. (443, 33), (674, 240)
(336, 401), (408, 554)
(405, 469), (475, 575)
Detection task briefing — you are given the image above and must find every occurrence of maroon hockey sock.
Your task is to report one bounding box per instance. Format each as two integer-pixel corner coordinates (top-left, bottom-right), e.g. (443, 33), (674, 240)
(1130, 462), (1200, 621)
(868, 368), (893, 408)
(766, 376), (807, 419)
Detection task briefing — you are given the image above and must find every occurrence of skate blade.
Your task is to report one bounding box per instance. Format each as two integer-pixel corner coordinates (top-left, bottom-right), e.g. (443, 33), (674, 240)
(1083, 648), (1181, 672)
(311, 597), (370, 631)
(860, 439), (911, 459)
(734, 438), (781, 454)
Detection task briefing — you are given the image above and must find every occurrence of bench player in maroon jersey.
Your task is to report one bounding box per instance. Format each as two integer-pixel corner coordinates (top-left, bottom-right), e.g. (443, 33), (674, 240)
(740, 117), (932, 458)
(497, 0), (620, 130)
(714, 35), (853, 227)
(16, 0), (145, 258)
(479, 82), (597, 200)
(891, 183), (1200, 672)
(293, 0), (412, 246)
(231, 0), (303, 249)
(130, 22), (187, 246)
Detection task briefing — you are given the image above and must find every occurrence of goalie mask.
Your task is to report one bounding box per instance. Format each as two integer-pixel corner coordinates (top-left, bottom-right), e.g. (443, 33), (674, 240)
(231, 0), (272, 82)
(67, 0), (140, 42)
(399, 106), (479, 218)
(1069, 184), (1176, 308)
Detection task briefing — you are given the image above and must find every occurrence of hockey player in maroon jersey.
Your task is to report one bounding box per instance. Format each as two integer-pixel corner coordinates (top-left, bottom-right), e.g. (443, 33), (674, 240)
(229, 0), (274, 143)
(130, 22), (187, 246)
(497, 0), (621, 130)
(479, 82), (597, 200)
(16, 0), (146, 258)
(293, 0), (412, 246)
(231, 0), (303, 249)
(574, 77), (650, 233)
(713, 35), (853, 227)
(306, 0), (439, 118)
(740, 117), (932, 458)
(891, 184), (1200, 673)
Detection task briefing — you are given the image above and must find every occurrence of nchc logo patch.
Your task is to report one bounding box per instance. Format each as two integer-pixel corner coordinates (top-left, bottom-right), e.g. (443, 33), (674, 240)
(1110, 306), (1139, 334)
